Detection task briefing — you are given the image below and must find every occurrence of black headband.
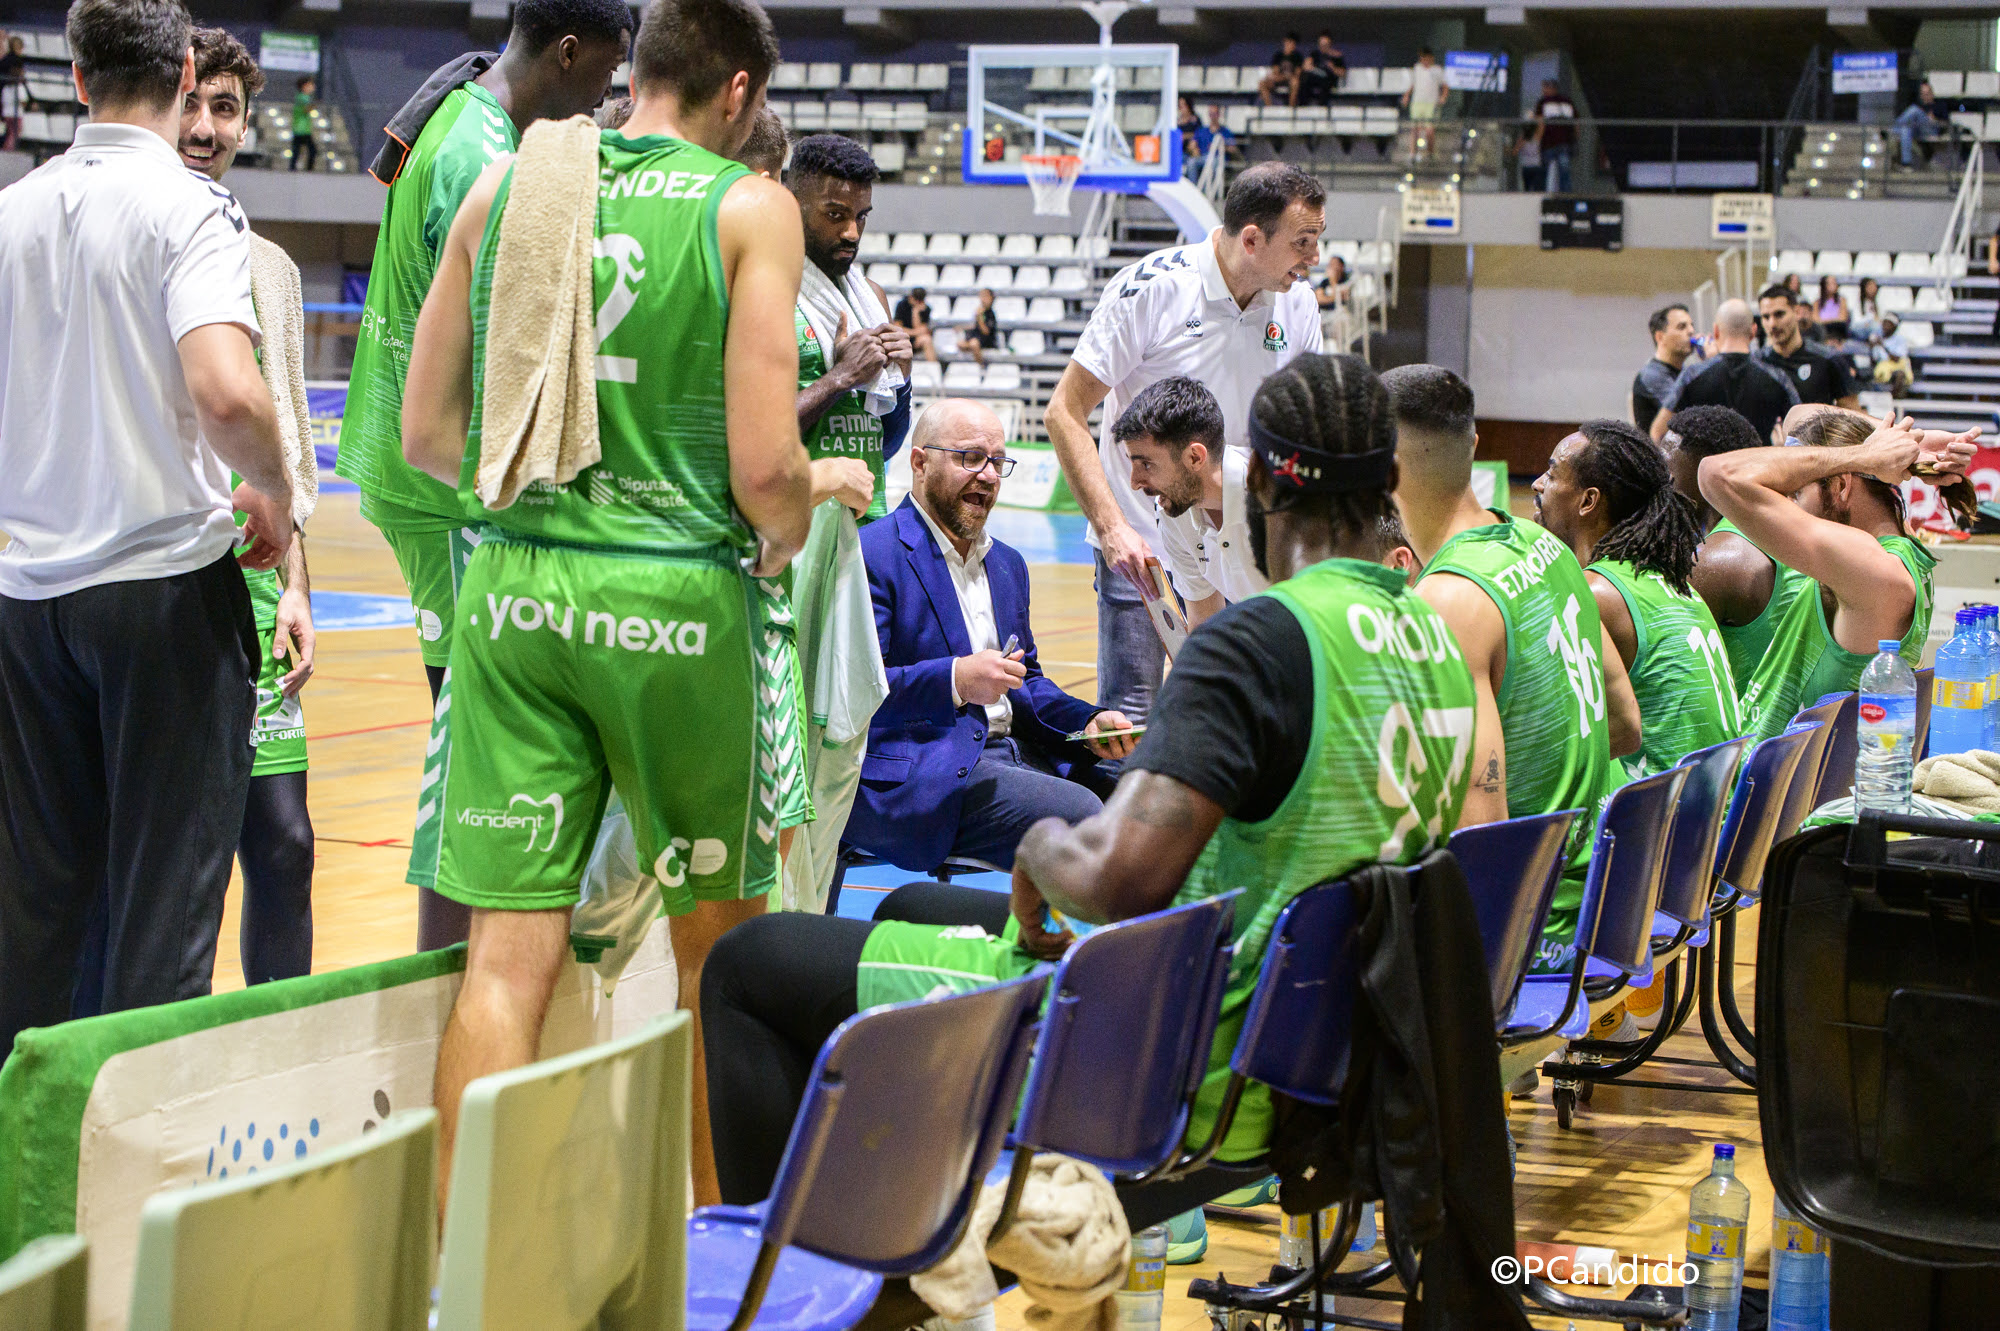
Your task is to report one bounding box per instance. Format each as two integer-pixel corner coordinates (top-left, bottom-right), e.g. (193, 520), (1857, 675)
(1247, 416), (1396, 493)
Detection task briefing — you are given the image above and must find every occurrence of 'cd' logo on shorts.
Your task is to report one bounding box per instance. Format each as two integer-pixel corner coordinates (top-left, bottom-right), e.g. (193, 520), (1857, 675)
(653, 836), (731, 887)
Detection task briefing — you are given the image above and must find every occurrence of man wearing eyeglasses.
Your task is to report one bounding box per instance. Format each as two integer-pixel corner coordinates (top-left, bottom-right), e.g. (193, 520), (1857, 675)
(844, 400), (1137, 873)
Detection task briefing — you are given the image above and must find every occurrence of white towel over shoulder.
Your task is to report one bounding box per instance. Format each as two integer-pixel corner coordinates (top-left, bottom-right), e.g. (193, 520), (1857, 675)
(796, 260), (905, 417)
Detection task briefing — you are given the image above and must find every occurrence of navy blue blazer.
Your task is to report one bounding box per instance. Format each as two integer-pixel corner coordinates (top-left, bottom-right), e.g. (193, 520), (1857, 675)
(844, 496), (1105, 871)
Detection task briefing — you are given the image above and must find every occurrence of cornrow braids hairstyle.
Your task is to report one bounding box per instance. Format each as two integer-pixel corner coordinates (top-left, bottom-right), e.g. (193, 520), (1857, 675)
(1573, 418), (1704, 594)
(1247, 351), (1399, 538)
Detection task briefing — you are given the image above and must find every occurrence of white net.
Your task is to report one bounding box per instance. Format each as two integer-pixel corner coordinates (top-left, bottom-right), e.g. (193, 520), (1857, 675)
(1023, 154), (1086, 216)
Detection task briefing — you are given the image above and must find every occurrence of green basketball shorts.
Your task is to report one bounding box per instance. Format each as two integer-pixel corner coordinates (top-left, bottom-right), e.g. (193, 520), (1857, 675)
(249, 619), (308, 777)
(380, 524), (480, 667)
(434, 535), (780, 915)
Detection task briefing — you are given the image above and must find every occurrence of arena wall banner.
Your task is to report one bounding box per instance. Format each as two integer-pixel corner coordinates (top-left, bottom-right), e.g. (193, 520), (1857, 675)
(0, 929), (676, 1329)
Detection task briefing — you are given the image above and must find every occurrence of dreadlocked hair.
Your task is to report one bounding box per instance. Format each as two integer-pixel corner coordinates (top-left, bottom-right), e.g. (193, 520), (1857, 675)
(1247, 351), (1399, 538)
(1573, 419), (1704, 594)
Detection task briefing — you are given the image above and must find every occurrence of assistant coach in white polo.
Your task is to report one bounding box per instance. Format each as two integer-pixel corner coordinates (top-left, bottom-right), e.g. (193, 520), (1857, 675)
(1043, 162), (1324, 725)
(0, 0), (293, 1051)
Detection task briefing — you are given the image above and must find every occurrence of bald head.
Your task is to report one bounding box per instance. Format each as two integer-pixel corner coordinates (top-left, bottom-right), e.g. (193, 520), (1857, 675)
(911, 399), (1007, 545)
(1714, 298), (1756, 348)
(912, 398), (1003, 452)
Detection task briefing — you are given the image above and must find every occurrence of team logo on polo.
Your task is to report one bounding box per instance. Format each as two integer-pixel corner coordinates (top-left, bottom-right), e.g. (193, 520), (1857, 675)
(1264, 320), (1287, 351)
(1797, 363), (1812, 381)
(456, 793), (564, 851)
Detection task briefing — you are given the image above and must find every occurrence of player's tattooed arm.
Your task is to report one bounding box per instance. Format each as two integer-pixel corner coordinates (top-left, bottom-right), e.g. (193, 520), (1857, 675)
(1013, 772), (1224, 934)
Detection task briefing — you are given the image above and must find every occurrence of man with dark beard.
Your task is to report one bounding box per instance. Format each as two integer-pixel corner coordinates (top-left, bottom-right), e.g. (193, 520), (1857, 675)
(842, 399), (1137, 874)
(1117, 375), (1262, 628)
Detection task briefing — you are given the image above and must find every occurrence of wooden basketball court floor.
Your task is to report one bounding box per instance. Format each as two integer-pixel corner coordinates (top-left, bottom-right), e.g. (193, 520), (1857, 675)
(213, 491), (1777, 1328)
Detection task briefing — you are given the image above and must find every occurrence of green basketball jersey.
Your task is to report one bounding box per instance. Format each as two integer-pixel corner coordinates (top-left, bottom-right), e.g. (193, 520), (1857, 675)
(1709, 518), (1809, 690)
(340, 83), (517, 528)
(1177, 558), (1477, 1157)
(1420, 512), (1611, 896)
(796, 307), (887, 523)
(463, 133), (754, 554)
(1591, 559), (1741, 782)
(1740, 534), (1936, 743)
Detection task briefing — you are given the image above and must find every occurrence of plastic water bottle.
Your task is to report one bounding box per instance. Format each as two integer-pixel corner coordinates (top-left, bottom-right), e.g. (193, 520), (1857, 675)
(1856, 640), (1918, 813)
(1769, 1195), (1831, 1331)
(1931, 608), (1987, 757)
(1980, 605), (2000, 750)
(1685, 1143), (1751, 1331)
(1114, 1225), (1167, 1331)
(1278, 1201), (1376, 1268)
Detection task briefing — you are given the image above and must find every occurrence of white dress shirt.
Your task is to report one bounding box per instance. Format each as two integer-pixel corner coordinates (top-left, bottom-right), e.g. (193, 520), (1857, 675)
(0, 123), (260, 599)
(913, 494), (1011, 738)
(1069, 233), (1321, 559)
(1158, 445), (1268, 606)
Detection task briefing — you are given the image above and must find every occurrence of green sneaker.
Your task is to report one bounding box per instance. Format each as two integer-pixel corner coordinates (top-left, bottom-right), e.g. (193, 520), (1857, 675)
(1210, 1175), (1279, 1208)
(1165, 1206), (1208, 1264)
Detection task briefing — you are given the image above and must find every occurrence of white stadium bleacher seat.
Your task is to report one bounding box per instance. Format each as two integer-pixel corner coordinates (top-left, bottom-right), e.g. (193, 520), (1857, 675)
(771, 62), (806, 90)
(949, 294), (982, 321)
(1968, 71), (2000, 98)
(19, 111), (50, 144)
(891, 232), (929, 258)
(1852, 251), (1893, 278)
(1136, 66), (1165, 92)
(1951, 111), (1986, 140)
(1358, 241), (1393, 269)
(1892, 251), (1934, 278)
(901, 262), (940, 289)
(983, 363), (1024, 391)
(1344, 67), (1381, 93)
(882, 64), (917, 91)
(1012, 264), (1051, 292)
(1066, 67), (1097, 90)
(1913, 286), (1950, 313)
(1026, 296), (1067, 324)
(1225, 105), (1256, 134)
(825, 101), (861, 130)
(1814, 251), (1853, 277)
(1238, 65), (1267, 89)
(975, 263), (1014, 291)
(1049, 267), (1090, 295)
(1258, 108), (1295, 131)
(870, 140), (906, 173)
(864, 102), (899, 129)
(1984, 112), (2000, 143)
(48, 113), (74, 142)
(1363, 107), (1399, 135)
(1773, 249), (1815, 277)
(936, 263), (977, 292)
(806, 63), (843, 91)
(1203, 67), (1239, 94)
(767, 100), (793, 126)
(847, 63), (882, 90)
(963, 233), (1001, 258)
(1000, 234), (1040, 258)
(944, 361), (984, 388)
(926, 233), (964, 258)
(858, 232), (891, 258)
(1877, 285), (1916, 313)
(1323, 239), (1361, 267)
(1039, 234), (1076, 259)
(1029, 66), (1065, 92)
(895, 101), (928, 131)
(1008, 329), (1047, 357)
(1377, 68), (1414, 94)
(994, 296), (1030, 324)
(1945, 253), (1970, 276)
(1901, 319), (1935, 348)
(1296, 106), (1330, 128)
(792, 102), (827, 130)
(1838, 284), (1859, 308)
(916, 64), (950, 91)
(1119, 104), (1156, 135)
(1930, 72), (1966, 98)
(1080, 236), (1111, 259)
(1115, 67), (1137, 91)
(911, 361), (943, 390)
(865, 262), (900, 288)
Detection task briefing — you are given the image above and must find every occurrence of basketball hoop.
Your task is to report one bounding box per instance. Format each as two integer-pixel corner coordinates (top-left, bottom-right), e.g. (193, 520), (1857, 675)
(1023, 154), (1086, 216)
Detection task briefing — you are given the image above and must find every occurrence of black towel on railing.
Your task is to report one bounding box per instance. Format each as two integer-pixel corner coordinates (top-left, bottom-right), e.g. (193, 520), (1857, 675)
(1266, 850), (1532, 1330)
(368, 52), (499, 185)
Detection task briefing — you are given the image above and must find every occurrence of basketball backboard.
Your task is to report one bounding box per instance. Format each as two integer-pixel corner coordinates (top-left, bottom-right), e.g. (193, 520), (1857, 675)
(962, 43), (1181, 193)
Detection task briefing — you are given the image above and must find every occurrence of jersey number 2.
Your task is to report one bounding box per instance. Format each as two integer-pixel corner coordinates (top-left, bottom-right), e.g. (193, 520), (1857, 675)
(593, 233), (646, 383)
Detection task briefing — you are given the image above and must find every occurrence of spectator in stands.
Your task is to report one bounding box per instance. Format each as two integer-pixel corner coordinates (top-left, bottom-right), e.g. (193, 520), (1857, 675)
(1196, 102), (1237, 168)
(1781, 271), (1804, 301)
(1176, 94), (1203, 178)
(843, 399), (1134, 873)
(1533, 78), (1578, 192)
(1256, 53), (1296, 108)
(1814, 274), (1851, 340)
(1318, 253), (1349, 305)
(1757, 283), (1859, 408)
(1314, 32), (1346, 86)
(958, 286), (1000, 366)
(1292, 51), (1335, 109)
(893, 285), (939, 363)
(1650, 298), (1799, 445)
(1895, 81), (1948, 169)
(288, 74), (316, 171)
(0, 33), (25, 153)
(1403, 47), (1445, 161)
(1871, 312), (1913, 391)
(1271, 32), (1303, 73)
(1515, 122), (1543, 191)
(1851, 275), (1883, 341)
(1633, 302), (1697, 431)
(0, 0), (293, 1050)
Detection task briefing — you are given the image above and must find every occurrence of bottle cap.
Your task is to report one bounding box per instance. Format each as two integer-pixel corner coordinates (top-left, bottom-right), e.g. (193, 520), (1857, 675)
(1959, 607), (1980, 627)
(1879, 639), (1900, 652)
(1714, 1143), (1735, 1159)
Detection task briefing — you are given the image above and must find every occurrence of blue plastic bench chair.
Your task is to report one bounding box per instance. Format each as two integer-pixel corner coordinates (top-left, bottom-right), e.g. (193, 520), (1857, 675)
(1799, 691), (1859, 810)
(686, 971), (1048, 1331)
(1449, 811), (1580, 1030)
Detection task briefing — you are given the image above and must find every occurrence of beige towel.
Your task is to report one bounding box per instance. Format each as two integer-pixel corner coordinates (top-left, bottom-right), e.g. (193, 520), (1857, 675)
(248, 231), (318, 527)
(474, 114), (602, 510)
(1914, 749), (2000, 812)
(911, 1154), (1129, 1331)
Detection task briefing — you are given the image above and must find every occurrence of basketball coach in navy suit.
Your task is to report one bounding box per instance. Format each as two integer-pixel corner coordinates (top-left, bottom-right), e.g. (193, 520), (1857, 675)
(845, 400), (1138, 872)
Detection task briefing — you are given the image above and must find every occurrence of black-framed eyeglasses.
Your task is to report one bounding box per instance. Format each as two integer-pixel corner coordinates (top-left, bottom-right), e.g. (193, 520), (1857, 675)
(923, 446), (1016, 478)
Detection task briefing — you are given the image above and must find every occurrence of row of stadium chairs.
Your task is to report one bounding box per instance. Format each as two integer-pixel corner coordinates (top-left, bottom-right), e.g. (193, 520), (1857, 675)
(865, 261), (1093, 296)
(1771, 249), (1963, 279)
(862, 231), (1108, 260)
(1180, 64), (1418, 96)
(772, 99), (931, 133)
(3, 29), (71, 59)
(1927, 71), (2000, 99)
(1822, 284), (1953, 314)
(1233, 104), (1403, 135)
(897, 293), (1074, 326)
(770, 61), (951, 93)
(12, 111), (78, 146)
(915, 360), (1028, 391)
(1945, 110), (2000, 141)
(1322, 238), (1397, 271)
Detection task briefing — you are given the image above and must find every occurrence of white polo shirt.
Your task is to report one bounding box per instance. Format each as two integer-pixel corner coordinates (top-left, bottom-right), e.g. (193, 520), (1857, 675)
(1158, 445), (1267, 606)
(1070, 232), (1320, 560)
(0, 122), (260, 600)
